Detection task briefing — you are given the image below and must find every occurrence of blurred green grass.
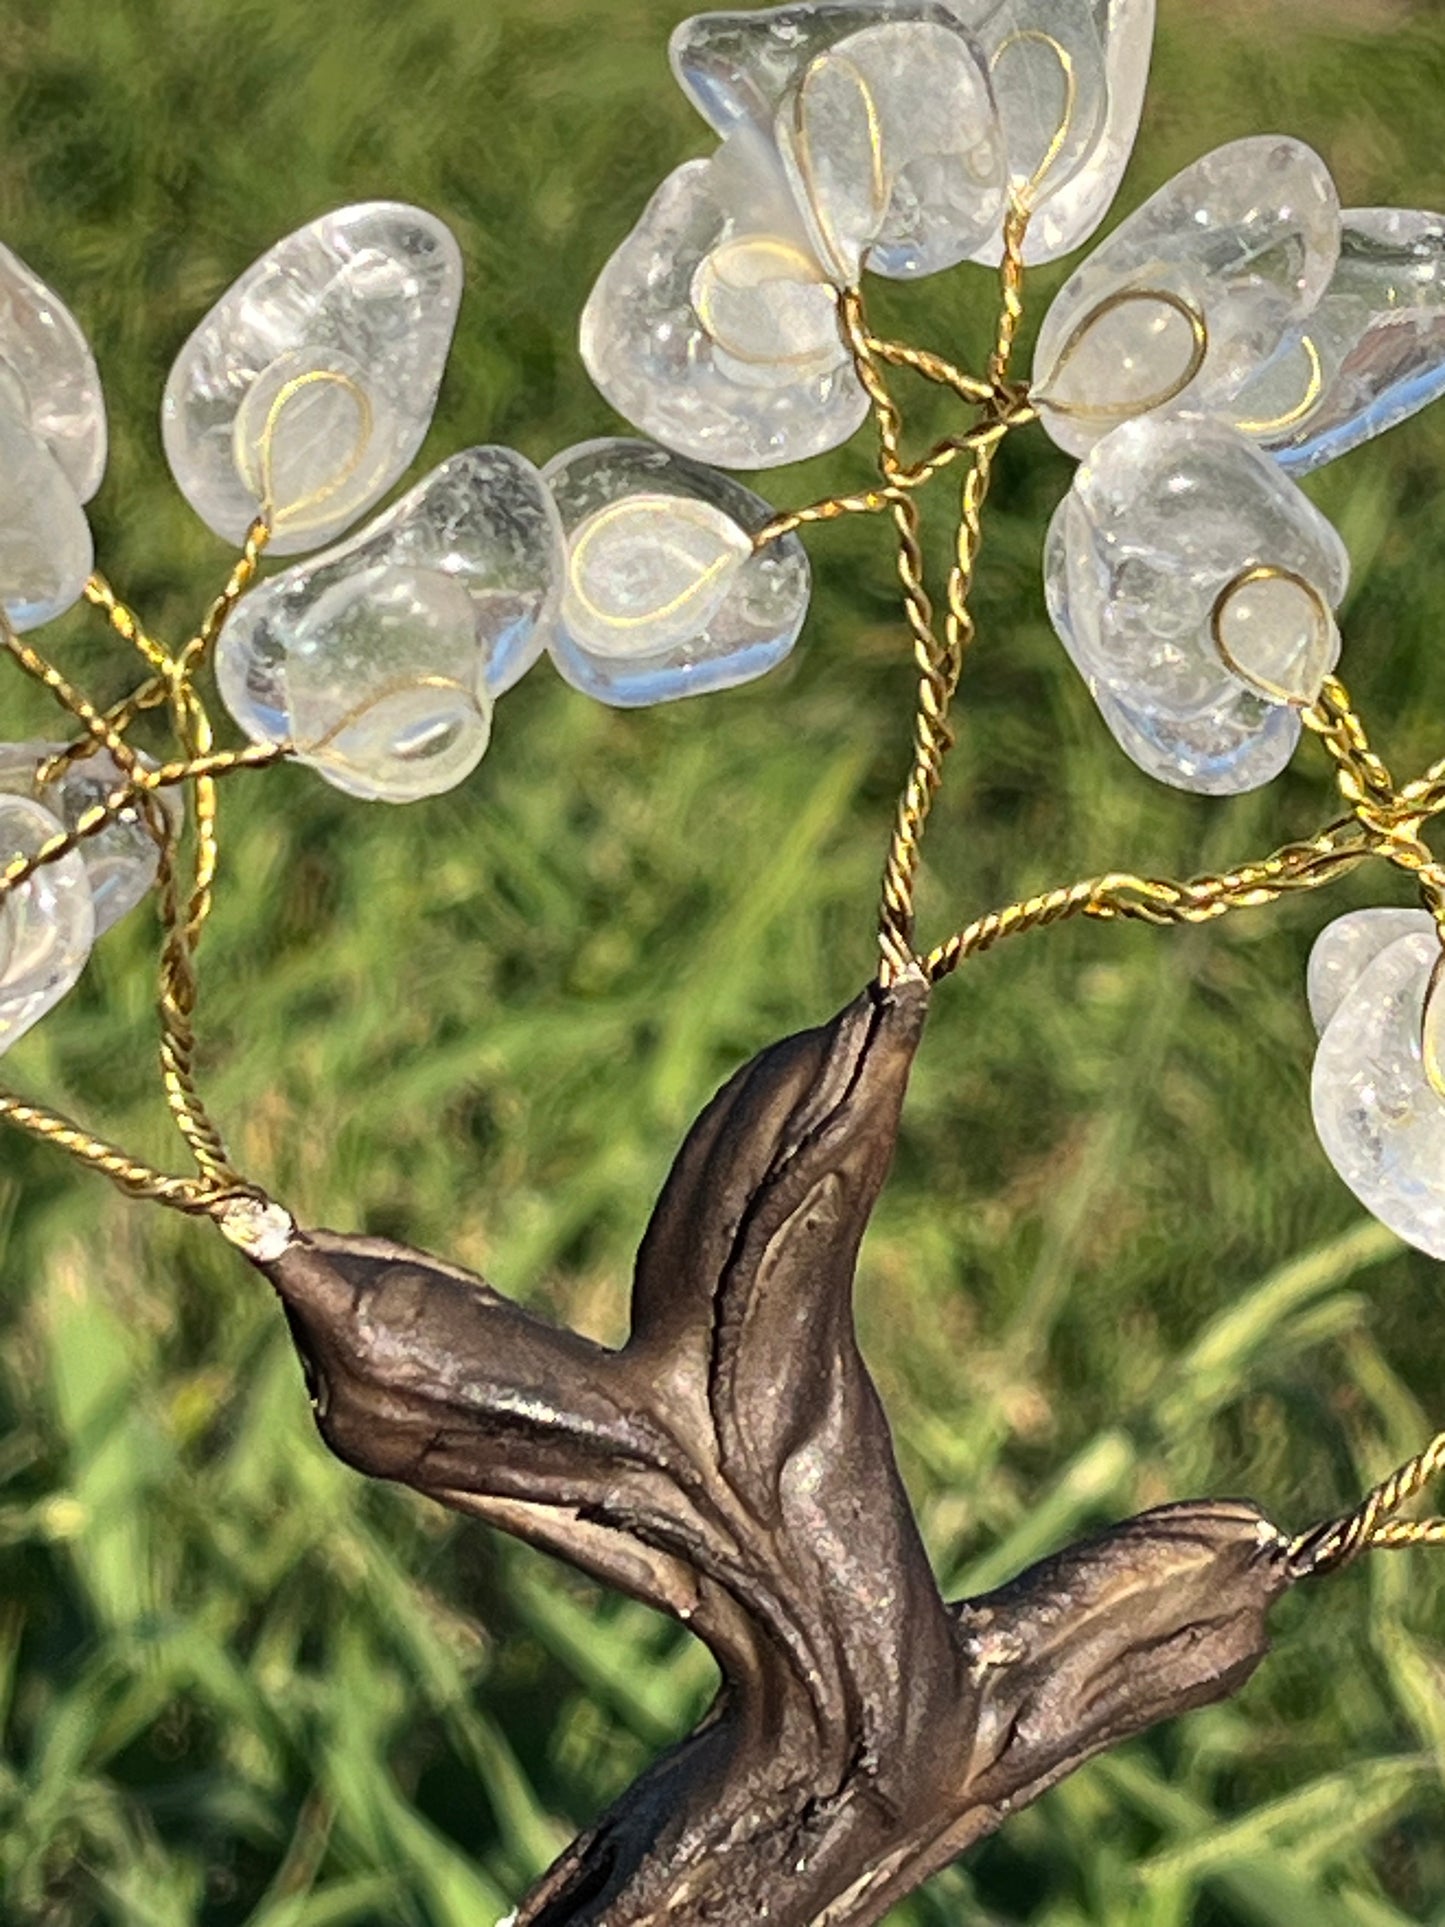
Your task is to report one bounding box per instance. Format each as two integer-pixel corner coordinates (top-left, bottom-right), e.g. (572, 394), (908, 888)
(2, 0), (1445, 1920)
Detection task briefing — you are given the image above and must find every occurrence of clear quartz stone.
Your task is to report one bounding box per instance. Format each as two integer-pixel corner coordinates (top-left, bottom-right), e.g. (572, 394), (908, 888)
(0, 795), (95, 1056)
(543, 438), (811, 705)
(0, 742), (179, 936)
(581, 128), (867, 469)
(671, 0), (963, 140)
(1312, 924), (1445, 1259)
(1307, 906), (1435, 1036)
(1211, 568), (1338, 706)
(1231, 208), (1445, 475)
(1033, 137), (1341, 457)
(162, 203), (463, 554)
(946, 0), (1153, 266)
(1043, 416), (1348, 793)
(774, 20), (1006, 282)
(0, 409), (94, 631)
(0, 241), (106, 501)
(217, 447), (563, 801)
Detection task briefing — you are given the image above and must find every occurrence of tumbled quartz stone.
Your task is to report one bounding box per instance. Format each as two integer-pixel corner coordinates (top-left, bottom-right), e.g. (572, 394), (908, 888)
(672, 0), (966, 140)
(217, 448), (562, 802)
(1043, 416), (1348, 793)
(581, 127), (868, 470)
(1230, 209), (1445, 476)
(0, 242), (106, 502)
(1307, 906), (1435, 1037)
(0, 742), (178, 937)
(956, 0), (1153, 266)
(0, 410), (94, 631)
(1312, 922), (1445, 1259)
(1046, 496), (1303, 794)
(1033, 137), (1341, 458)
(162, 203), (463, 555)
(774, 19), (1006, 282)
(0, 794), (94, 1056)
(543, 438), (810, 705)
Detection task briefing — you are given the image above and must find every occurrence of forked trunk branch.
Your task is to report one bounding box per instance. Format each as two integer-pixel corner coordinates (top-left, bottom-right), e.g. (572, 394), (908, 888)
(250, 977), (1303, 1925)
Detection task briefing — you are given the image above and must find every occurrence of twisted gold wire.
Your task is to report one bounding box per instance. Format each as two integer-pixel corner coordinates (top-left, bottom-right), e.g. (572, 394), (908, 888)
(84, 570), (171, 676)
(1306, 675), (1445, 923)
(1290, 1430), (1445, 1577)
(838, 285), (952, 982)
(863, 335), (992, 404)
(0, 747), (287, 907)
(923, 820), (1370, 981)
(0, 1091), (224, 1213)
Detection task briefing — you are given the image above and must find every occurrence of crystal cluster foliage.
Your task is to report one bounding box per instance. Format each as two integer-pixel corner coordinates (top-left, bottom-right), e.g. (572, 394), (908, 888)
(543, 439), (811, 704)
(0, 243), (107, 629)
(216, 449), (564, 802)
(1036, 132), (1445, 792)
(1045, 414), (1348, 793)
(1034, 138), (1342, 456)
(1310, 910), (1445, 1261)
(0, 796), (95, 1056)
(162, 204), (463, 553)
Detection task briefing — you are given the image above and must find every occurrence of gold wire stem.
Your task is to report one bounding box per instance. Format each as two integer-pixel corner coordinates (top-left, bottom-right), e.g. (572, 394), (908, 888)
(752, 412), (1031, 549)
(0, 1089), (222, 1213)
(1290, 1430), (1445, 1577)
(863, 335), (993, 404)
(923, 819), (1371, 983)
(866, 205), (1034, 984)
(84, 572), (171, 677)
(0, 744), (288, 906)
(175, 515), (272, 680)
(838, 285), (953, 981)
(2, 626), (150, 784)
(1306, 674), (1445, 923)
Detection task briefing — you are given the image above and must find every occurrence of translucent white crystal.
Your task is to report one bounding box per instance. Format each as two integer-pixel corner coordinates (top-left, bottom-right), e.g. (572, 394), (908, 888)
(1312, 924), (1445, 1259)
(1231, 208), (1445, 475)
(950, 0), (1154, 265)
(1043, 416), (1348, 793)
(543, 438), (811, 705)
(0, 795), (94, 1056)
(0, 241), (106, 501)
(581, 129), (867, 469)
(0, 409), (94, 631)
(1033, 137), (1341, 457)
(1307, 906), (1434, 1036)
(1211, 567), (1338, 707)
(0, 742), (179, 936)
(563, 494), (752, 658)
(672, 1), (949, 141)
(775, 20), (1006, 281)
(217, 447), (562, 801)
(974, 0), (1156, 263)
(162, 203), (463, 554)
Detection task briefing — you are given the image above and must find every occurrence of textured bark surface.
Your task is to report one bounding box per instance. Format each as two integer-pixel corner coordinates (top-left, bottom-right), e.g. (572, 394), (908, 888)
(253, 975), (1300, 1926)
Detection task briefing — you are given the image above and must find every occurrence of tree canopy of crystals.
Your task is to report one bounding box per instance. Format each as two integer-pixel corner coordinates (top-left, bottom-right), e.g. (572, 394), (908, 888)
(7, 3), (1445, 1915)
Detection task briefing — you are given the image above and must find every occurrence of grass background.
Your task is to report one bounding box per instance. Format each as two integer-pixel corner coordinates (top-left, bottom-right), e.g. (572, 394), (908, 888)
(2, 0), (1445, 1920)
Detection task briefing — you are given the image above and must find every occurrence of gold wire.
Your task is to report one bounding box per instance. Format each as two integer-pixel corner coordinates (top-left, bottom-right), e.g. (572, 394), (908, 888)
(1305, 674), (1445, 926)
(864, 201), (1032, 984)
(84, 570), (171, 676)
(1234, 333), (1326, 439)
(1034, 286), (1209, 423)
(990, 29), (1079, 209)
(1290, 1430), (1445, 1577)
(1208, 563), (1337, 708)
(864, 335), (993, 404)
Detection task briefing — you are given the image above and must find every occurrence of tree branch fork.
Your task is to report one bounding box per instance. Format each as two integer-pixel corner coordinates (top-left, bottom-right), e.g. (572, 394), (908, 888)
(244, 976), (1316, 1926)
